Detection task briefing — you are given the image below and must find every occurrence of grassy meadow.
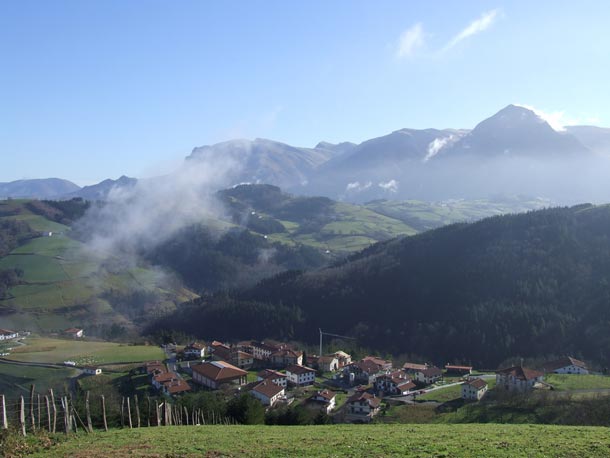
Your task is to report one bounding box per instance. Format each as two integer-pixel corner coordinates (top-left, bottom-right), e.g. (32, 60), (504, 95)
(14, 423), (610, 458)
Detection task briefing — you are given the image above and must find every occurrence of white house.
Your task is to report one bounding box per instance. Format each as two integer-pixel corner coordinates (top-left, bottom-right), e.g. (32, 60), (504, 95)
(64, 328), (84, 339)
(414, 367), (443, 385)
(317, 355), (339, 372)
(461, 378), (488, 401)
(286, 364), (316, 386)
(541, 357), (589, 375)
(374, 373), (416, 396)
(250, 380), (285, 407)
(83, 366), (102, 376)
(256, 369), (288, 387)
(0, 329), (18, 341)
(309, 389), (336, 413)
(184, 342), (206, 359)
(345, 392), (381, 422)
(496, 366), (544, 392)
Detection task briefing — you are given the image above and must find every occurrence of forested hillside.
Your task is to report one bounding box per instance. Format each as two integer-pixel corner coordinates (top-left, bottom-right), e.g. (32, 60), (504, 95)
(152, 204), (610, 367)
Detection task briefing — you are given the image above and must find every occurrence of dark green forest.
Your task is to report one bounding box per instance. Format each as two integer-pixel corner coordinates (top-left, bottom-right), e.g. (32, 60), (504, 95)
(150, 204), (610, 367)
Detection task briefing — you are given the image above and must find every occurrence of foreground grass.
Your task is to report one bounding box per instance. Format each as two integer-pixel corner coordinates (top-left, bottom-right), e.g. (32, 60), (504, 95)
(16, 423), (610, 458)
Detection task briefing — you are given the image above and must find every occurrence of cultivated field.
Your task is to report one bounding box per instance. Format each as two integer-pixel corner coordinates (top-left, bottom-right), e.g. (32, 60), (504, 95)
(20, 423), (610, 457)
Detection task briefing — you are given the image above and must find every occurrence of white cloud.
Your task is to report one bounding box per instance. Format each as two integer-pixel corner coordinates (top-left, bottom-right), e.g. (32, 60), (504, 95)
(396, 23), (425, 58)
(514, 104), (597, 132)
(424, 135), (456, 162)
(378, 179), (399, 193)
(443, 9), (500, 52)
(346, 181), (372, 192)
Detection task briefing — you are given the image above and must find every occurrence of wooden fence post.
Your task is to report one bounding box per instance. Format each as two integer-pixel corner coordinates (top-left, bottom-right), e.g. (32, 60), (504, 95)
(146, 396), (151, 427)
(19, 395), (26, 436)
(134, 394), (141, 428)
(49, 389), (57, 433)
(29, 384), (36, 431)
(155, 401), (160, 426)
(0, 395), (7, 430)
(85, 391), (93, 433)
(45, 395), (51, 432)
(126, 397), (133, 429)
(37, 394), (41, 430)
(101, 395), (108, 432)
(120, 397), (125, 428)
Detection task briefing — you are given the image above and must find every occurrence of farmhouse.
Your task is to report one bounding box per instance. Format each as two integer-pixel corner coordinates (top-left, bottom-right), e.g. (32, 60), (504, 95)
(345, 392), (381, 422)
(0, 329), (18, 341)
(445, 364), (473, 376)
(83, 366), (102, 376)
(403, 362), (429, 374)
(540, 357), (589, 375)
(318, 355), (339, 372)
(250, 380), (285, 407)
(374, 372), (416, 396)
(343, 359), (384, 385)
(256, 369), (288, 387)
(184, 342), (206, 359)
(362, 356), (392, 371)
(238, 340), (281, 361)
(231, 350), (254, 370)
(414, 367), (443, 385)
(209, 341), (232, 361)
(333, 351), (352, 368)
(308, 389), (336, 413)
(461, 378), (488, 401)
(496, 366), (544, 391)
(191, 361), (247, 390)
(271, 349), (303, 368)
(152, 371), (180, 390)
(143, 361), (166, 376)
(162, 379), (191, 396)
(285, 364), (316, 386)
(64, 328), (84, 338)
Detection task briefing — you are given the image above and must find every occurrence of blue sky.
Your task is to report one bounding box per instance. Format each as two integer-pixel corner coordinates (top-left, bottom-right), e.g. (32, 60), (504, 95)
(1, 1), (609, 184)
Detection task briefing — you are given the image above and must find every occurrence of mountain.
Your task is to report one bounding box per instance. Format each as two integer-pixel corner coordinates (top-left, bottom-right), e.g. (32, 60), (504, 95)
(0, 178), (80, 199)
(69, 175), (137, 201)
(444, 105), (589, 158)
(153, 204), (610, 367)
(565, 126), (610, 155)
(314, 141), (357, 156)
(187, 138), (335, 189)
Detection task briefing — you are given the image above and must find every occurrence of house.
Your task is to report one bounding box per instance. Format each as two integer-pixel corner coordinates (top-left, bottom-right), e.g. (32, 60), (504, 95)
(318, 355), (340, 372)
(445, 364), (473, 376)
(250, 380), (285, 407)
(184, 342), (206, 359)
(374, 372), (416, 396)
(271, 349), (303, 368)
(231, 351), (254, 370)
(256, 369), (288, 388)
(143, 361), (166, 376)
(191, 360), (248, 390)
(83, 366), (102, 376)
(152, 371), (180, 390)
(64, 328), (84, 339)
(333, 351), (352, 368)
(309, 389), (336, 413)
(162, 379), (191, 396)
(286, 364), (316, 386)
(461, 378), (488, 401)
(403, 362), (429, 374)
(209, 341), (232, 361)
(414, 367), (443, 385)
(238, 340), (281, 361)
(540, 357), (589, 375)
(496, 366), (544, 391)
(362, 356), (392, 371)
(343, 360), (384, 385)
(345, 392), (381, 422)
(0, 329), (18, 341)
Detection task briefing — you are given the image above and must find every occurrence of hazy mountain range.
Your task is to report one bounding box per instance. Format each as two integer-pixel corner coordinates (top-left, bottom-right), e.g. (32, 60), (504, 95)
(3, 104), (610, 203)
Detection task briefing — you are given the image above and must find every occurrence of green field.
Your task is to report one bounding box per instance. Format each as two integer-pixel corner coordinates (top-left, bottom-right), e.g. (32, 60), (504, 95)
(417, 379), (497, 402)
(545, 374), (610, 391)
(14, 424), (610, 457)
(0, 362), (77, 398)
(6, 338), (164, 365)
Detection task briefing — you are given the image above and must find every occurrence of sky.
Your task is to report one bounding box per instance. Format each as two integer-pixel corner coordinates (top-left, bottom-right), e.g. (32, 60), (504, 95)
(1, 0), (610, 185)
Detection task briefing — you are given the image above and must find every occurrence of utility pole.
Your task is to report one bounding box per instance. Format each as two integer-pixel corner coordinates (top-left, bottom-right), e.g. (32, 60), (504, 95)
(319, 328), (355, 356)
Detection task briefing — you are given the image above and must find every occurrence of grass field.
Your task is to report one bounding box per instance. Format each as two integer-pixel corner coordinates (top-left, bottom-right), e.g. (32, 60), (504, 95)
(16, 423), (610, 457)
(545, 374), (610, 391)
(0, 362), (77, 398)
(6, 338), (164, 365)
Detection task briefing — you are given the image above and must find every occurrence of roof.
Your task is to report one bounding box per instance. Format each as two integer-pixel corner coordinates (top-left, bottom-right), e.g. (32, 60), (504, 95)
(286, 364), (316, 375)
(419, 367), (443, 377)
(396, 381), (417, 391)
(541, 357), (587, 372)
(312, 389), (336, 401)
(496, 366), (543, 381)
(153, 372), (179, 383)
(257, 369), (286, 379)
(318, 355), (339, 363)
(0, 329), (16, 335)
(333, 351), (351, 358)
(252, 380), (284, 398)
(403, 362), (428, 371)
(164, 379), (191, 394)
(234, 351), (253, 359)
(185, 342), (205, 350)
(362, 356), (391, 367)
(445, 364), (473, 371)
(271, 349), (303, 359)
(192, 360), (247, 382)
(64, 328), (83, 333)
(464, 378), (488, 389)
(352, 360), (382, 374)
(347, 392), (381, 408)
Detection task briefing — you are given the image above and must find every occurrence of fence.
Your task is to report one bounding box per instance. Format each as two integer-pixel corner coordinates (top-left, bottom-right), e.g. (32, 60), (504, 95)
(0, 385), (235, 436)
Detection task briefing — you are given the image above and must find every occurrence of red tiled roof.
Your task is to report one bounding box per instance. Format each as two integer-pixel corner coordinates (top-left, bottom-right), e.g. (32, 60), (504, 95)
(286, 364), (315, 375)
(420, 367), (443, 377)
(252, 380), (284, 398)
(153, 372), (178, 383)
(164, 379), (191, 394)
(496, 366), (543, 381)
(347, 392), (381, 408)
(541, 357), (587, 372)
(64, 328), (83, 334)
(257, 369), (286, 379)
(465, 378), (488, 389)
(0, 329), (16, 335)
(445, 365), (473, 371)
(403, 362), (428, 371)
(312, 389), (336, 401)
(192, 360), (247, 382)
